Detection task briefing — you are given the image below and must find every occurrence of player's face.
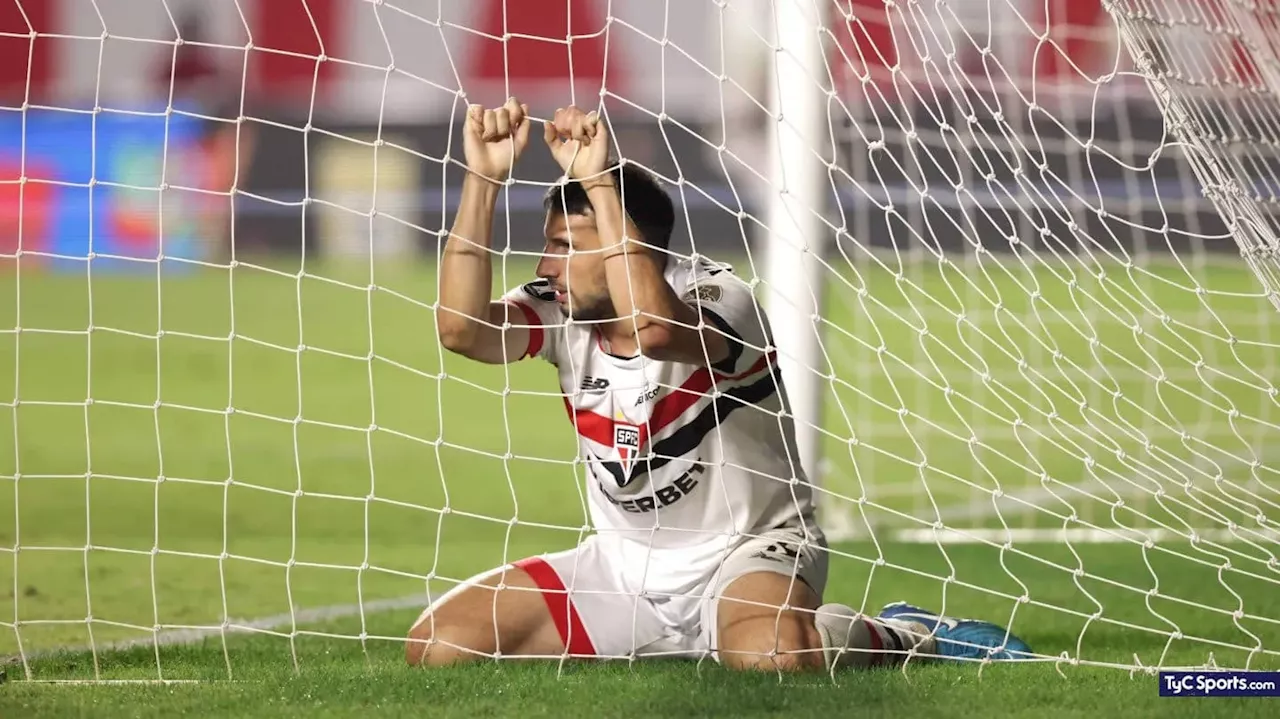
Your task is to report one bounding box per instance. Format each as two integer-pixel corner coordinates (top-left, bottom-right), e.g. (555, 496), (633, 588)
(537, 211), (614, 320)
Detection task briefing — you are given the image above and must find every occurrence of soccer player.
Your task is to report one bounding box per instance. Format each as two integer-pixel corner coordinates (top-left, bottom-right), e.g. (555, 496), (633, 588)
(406, 98), (1032, 671)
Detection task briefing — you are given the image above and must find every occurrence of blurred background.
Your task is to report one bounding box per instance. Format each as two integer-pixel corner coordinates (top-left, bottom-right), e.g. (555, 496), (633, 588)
(0, 0), (1218, 267)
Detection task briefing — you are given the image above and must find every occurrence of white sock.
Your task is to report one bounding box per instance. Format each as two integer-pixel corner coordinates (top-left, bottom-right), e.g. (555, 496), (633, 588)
(813, 603), (936, 670)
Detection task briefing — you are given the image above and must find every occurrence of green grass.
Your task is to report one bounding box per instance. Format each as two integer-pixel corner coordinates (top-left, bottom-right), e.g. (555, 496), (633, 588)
(4, 645), (1280, 719)
(4, 656), (1279, 719)
(0, 251), (1279, 716)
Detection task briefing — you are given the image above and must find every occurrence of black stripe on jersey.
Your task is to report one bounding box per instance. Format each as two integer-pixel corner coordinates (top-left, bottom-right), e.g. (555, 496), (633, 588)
(701, 307), (744, 375)
(592, 451), (629, 487)
(588, 361), (783, 486)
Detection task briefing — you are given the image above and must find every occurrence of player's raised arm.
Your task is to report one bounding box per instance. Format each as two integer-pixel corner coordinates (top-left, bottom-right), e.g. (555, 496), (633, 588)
(542, 106), (731, 368)
(437, 98), (538, 365)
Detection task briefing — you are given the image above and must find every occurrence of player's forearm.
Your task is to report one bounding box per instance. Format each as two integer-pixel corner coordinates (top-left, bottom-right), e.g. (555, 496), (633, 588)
(437, 174), (501, 350)
(587, 184), (699, 342)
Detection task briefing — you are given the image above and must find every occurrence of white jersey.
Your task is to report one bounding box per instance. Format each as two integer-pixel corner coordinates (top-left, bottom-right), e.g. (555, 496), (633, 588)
(501, 257), (821, 594)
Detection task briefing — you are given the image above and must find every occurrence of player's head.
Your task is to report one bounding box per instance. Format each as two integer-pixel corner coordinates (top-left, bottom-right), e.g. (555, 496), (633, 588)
(537, 162), (675, 320)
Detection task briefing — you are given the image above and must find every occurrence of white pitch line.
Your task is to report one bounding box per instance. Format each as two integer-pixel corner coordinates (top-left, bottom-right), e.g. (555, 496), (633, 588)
(4, 593), (427, 664)
(891, 526), (1280, 544)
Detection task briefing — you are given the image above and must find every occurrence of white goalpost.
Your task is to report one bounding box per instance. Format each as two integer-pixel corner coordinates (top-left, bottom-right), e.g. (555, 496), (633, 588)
(762, 0), (845, 537)
(4, 0), (1280, 681)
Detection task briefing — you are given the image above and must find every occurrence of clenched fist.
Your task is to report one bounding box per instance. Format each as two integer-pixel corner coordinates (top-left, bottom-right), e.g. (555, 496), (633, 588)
(544, 105), (611, 182)
(463, 98), (532, 181)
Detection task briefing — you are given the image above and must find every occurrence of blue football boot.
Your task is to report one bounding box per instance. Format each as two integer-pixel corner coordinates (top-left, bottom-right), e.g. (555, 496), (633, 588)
(878, 601), (1033, 661)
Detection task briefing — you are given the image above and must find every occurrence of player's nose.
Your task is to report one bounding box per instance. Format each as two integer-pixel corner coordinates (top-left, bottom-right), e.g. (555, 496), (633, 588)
(535, 254), (560, 283)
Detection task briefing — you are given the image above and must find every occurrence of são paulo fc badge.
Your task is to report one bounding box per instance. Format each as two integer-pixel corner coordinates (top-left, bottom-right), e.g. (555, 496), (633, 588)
(613, 417), (641, 475)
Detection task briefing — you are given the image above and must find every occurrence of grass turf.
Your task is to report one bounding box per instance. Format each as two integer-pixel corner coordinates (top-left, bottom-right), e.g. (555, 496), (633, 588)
(0, 253), (1278, 716)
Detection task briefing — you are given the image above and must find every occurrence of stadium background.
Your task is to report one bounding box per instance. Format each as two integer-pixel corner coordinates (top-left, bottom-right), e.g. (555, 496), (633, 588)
(0, 0), (1220, 266)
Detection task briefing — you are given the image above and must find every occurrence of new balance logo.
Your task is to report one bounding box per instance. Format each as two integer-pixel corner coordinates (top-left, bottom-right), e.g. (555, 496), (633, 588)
(580, 376), (610, 392)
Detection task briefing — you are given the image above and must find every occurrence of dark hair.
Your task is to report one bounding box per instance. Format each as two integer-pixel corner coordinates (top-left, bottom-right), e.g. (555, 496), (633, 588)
(542, 162), (676, 254)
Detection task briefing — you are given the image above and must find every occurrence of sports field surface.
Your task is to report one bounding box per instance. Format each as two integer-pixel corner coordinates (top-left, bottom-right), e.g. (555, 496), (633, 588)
(0, 253), (1277, 717)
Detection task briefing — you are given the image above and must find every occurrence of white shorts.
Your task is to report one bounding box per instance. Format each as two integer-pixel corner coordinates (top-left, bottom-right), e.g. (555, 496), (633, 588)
(504, 523), (829, 660)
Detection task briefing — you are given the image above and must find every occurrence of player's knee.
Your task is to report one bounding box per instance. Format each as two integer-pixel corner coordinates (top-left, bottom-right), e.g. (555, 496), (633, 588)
(720, 621), (825, 673)
(722, 647), (824, 673)
(770, 650), (824, 673)
(404, 615), (437, 666)
(405, 613), (477, 667)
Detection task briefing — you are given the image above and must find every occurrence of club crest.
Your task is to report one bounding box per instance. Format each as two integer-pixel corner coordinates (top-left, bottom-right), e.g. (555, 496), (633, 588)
(613, 416), (641, 476)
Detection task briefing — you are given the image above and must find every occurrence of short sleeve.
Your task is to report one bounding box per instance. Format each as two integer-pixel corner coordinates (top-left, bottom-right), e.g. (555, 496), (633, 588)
(679, 265), (771, 376)
(499, 279), (564, 364)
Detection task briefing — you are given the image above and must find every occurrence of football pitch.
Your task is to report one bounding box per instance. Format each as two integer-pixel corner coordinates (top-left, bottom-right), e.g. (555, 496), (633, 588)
(0, 253), (1278, 717)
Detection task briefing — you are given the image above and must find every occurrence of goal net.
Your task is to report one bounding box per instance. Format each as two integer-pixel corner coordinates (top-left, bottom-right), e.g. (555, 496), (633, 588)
(2, 0), (1279, 680)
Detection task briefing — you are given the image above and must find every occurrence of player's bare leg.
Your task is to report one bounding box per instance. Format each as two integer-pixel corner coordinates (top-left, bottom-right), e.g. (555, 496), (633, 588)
(716, 572), (1035, 672)
(716, 571), (936, 672)
(405, 564), (566, 666)
(715, 570), (826, 671)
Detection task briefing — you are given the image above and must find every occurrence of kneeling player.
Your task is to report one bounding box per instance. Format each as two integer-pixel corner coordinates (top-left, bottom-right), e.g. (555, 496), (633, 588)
(407, 99), (1032, 671)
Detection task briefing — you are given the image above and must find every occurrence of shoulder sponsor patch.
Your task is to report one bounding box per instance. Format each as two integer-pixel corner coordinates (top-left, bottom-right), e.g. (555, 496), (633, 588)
(683, 282), (723, 305)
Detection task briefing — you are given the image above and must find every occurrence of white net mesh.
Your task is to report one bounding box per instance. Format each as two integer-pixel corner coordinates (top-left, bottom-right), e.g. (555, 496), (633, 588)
(1112, 0), (1280, 304)
(2, 0), (1279, 681)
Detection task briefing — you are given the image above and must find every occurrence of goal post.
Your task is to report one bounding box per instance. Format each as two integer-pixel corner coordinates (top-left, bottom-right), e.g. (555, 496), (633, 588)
(762, 0), (842, 536)
(4, 0), (1280, 682)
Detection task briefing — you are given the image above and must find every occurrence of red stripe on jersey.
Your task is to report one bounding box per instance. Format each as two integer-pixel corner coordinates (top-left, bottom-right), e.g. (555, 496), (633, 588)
(505, 301), (544, 359)
(563, 397), (614, 447)
(646, 351), (778, 440)
(645, 370), (714, 442)
(513, 557), (597, 657)
(562, 351), (778, 449)
(715, 351), (779, 382)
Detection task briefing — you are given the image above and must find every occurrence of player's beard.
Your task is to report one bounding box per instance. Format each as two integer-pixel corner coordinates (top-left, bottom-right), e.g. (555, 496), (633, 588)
(560, 290), (615, 322)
